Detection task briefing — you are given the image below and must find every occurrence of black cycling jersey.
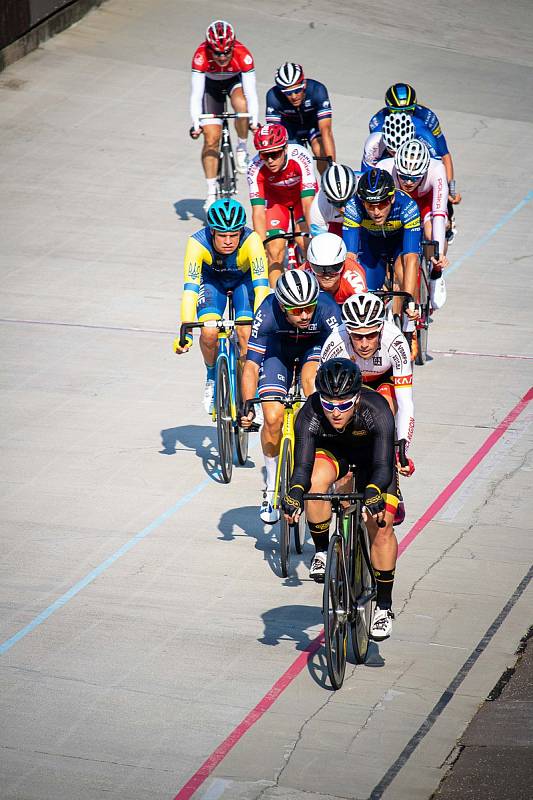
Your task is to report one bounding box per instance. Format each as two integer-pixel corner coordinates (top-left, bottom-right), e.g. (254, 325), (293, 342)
(291, 387), (395, 493)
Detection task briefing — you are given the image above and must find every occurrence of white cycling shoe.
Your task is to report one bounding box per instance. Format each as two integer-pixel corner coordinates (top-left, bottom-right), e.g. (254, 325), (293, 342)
(370, 607), (395, 641)
(430, 275), (447, 310)
(309, 551), (327, 583)
(260, 490), (279, 524)
(203, 378), (215, 415)
(203, 193), (217, 213)
(235, 147), (249, 174)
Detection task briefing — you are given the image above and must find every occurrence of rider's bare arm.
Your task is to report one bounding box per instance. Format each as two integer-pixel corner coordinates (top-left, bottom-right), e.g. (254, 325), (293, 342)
(318, 117), (336, 162)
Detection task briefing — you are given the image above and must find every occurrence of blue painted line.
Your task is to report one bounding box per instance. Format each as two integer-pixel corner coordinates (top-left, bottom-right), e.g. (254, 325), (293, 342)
(447, 189), (533, 276)
(0, 475), (215, 655)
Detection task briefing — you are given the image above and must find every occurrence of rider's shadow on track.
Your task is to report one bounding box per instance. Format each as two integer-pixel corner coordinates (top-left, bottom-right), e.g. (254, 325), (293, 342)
(173, 199), (206, 224)
(217, 504), (311, 586)
(159, 424), (224, 483)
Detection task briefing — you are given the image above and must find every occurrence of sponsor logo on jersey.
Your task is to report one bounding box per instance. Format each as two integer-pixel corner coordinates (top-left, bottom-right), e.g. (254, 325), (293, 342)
(304, 99), (311, 107)
(251, 309), (263, 338)
(326, 315), (339, 329)
(436, 176), (443, 207)
(393, 375), (413, 386)
(270, 219), (280, 226)
(277, 373), (286, 382)
(352, 429), (367, 436)
(407, 416), (415, 441)
(373, 355), (382, 366)
(243, 54), (253, 65)
(404, 217), (420, 230)
(267, 106), (274, 114)
(322, 100), (330, 108)
(194, 54), (204, 65)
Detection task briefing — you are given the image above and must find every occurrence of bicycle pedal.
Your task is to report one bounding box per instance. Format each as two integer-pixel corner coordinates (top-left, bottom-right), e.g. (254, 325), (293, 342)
(248, 423), (261, 432)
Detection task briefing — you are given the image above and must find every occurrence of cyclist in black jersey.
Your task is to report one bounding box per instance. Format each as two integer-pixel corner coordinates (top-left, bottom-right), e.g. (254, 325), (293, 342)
(282, 358), (400, 640)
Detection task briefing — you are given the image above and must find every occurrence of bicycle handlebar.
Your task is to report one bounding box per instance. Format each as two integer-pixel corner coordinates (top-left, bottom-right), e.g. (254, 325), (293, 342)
(198, 112), (252, 121)
(264, 231), (311, 246)
(178, 319), (250, 348)
(303, 491), (386, 527)
(421, 239), (440, 261)
(374, 290), (415, 307)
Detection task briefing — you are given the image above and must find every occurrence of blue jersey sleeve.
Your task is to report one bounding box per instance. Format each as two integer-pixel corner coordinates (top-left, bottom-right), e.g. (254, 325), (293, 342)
(311, 80), (333, 120)
(265, 88), (283, 123)
(369, 108), (386, 132)
(342, 197), (363, 254)
(415, 105), (449, 154)
(413, 119), (448, 158)
(399, 195), (422, 254)
(316, 292), (342, 338)
(246, 296), (275, 365)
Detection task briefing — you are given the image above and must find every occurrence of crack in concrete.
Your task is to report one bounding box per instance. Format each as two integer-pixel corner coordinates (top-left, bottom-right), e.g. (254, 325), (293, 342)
(0, 744), (172, 772)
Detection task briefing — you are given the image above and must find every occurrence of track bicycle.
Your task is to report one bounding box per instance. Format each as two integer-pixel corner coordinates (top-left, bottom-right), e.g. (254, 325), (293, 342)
(179, 293), (258, 483)
(195, 95), (251, 200)
(263, 204), (311, 269)
(416, 239), (439, 366)
(243, 366), (307, 577)
(304, 475), (377, 690)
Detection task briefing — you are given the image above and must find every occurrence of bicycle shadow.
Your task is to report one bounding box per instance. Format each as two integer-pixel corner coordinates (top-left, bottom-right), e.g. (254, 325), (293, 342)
(159, 424), (223, 483)
(173, 198), (206, 224)
(217, 503), (311, 585)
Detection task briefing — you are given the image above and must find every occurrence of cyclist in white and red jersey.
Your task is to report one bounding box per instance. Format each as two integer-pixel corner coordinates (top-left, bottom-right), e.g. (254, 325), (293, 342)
(304, 232), (367, 303)
(247, 123), (317, 286)
(310, 163), (361, 237)
(190, 21), (259, 209)
(380, 139), (449, 308)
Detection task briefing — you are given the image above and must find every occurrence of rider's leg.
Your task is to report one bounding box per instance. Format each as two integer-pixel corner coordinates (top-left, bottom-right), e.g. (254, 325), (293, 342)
(301, 360), (319, 397)
(230, 86), (250, 173)
(201, 123), (222, 207)
(257, 353), (289, 521)
(197, 279), (226, 412)
(266, 238), (286, 288)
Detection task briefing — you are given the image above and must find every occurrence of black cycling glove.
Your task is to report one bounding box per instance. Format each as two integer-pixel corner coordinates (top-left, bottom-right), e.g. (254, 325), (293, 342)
(364, 484), (385, 516)
(281, 484), (305, 516)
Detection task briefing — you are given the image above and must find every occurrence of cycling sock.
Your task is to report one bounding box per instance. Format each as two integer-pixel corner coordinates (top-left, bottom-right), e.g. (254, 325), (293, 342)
(205, 363), (216, 381)
(206, 177), (217, 194)
(374, 567), (395, 609)
(237, 137), (248, 150)
(264, 455), (278, 493)
(430, 267), (442, 279)
(308, 519), (331, 552)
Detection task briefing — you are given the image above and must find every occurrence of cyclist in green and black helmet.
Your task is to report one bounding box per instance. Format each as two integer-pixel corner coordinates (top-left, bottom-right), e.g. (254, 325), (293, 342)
(174, 198), (269, 414)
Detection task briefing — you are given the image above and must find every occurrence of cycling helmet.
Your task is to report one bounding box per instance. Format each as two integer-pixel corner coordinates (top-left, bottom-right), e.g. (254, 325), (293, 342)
(253, 123), (288, 152)
(385, 83), (417, 112)
(275, 62), (305, 89)
(307, 233), (346, 274)
(207, 198), (246, 231)
(275, 270), (319, 308)
(315, 357), (362, 399)
(321, 164), (357, 205)
(357, 168), (395, 204)
(395, 139), (430, 178)
(205, 20), (235, 52)
(382, 112), (415, 152)
(342, 293), (386, 331)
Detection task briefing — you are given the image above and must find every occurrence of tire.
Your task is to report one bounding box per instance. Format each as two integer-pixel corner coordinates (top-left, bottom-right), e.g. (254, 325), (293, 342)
(219, 143), (235, 197)
(215, 358), (233, 483)
(323, 534), (348, 689)
(350, 520), (375, 664)
(416, 262), (431, 366)
(234, 358), (248, 465)
(278, 438), (292, 578)
(294, 512), (306, 554)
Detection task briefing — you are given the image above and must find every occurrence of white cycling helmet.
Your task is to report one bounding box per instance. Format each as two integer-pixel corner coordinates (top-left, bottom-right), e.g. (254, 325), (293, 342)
(382, 112), (415, 152)
(275, 62), (305, 89)
(342, 293), (386, 330)
(395, 139), (431, 178)
(275, 270), (319, 308)
(307, 233), (346, 275)
(321, 164), (358, 205)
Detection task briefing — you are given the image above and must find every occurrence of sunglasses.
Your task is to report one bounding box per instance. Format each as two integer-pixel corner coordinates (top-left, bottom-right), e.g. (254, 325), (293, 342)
(349, 329), (380, 341)
(363, 199), (392, 211)
(311, 263), (343, 276)
(211, 47), (233, 57)
(283, 302), (317, 316)
(320, 395), (359, 413)
(260, 148), (285, 161)
(398, 173), (423, 184)
(281, 86), (305, 96)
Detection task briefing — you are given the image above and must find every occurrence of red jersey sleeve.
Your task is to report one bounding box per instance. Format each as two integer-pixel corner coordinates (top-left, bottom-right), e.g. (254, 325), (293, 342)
(232, 41), (255, 72)
(192, 43), (209, 73)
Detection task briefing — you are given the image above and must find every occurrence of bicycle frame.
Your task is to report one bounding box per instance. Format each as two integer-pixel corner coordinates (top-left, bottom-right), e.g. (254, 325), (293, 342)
(263, 204), (310, 270)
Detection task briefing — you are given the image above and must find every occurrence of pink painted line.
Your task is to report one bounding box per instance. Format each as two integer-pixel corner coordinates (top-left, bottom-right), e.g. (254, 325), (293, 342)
(173, 387), (533, 800)
(431, 348), (533, 361)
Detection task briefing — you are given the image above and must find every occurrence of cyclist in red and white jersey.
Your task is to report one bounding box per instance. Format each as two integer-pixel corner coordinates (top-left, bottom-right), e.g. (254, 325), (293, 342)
(190, 21), (259, 209)
(304, 232), (367, 303)
(310, 163), (361, 237)
(380, 139), (449, 308)
(247, 123), (317, 286)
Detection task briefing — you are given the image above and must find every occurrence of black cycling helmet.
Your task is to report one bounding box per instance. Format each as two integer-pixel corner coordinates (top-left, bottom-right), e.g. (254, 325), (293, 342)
(357, 168), (395, 204)
(385, 83), (417, 112)
(315, 358), (362, 399)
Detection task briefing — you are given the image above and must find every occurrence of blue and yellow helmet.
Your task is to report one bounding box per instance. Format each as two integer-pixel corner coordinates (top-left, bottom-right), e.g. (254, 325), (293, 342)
(385, 83), (417, 112)
(207, 198), (246, 232)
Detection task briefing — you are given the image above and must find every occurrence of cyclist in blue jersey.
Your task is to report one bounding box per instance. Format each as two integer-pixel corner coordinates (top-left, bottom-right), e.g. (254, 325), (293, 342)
(265, 62), (336, 174)
(362, 112), (441, 170)
(369, 83), (462, 207)
(174, 198), (270, 413)
(240, 270), (341, 522)
(342, 168), (421, 355)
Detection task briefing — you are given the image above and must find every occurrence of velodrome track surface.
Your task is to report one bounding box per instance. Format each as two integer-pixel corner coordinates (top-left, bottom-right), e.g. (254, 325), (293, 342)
(1, 1), (533, 798)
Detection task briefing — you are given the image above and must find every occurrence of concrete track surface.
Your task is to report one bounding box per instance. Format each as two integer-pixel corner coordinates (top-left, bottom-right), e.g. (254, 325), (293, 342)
(1, 2), (533, 799)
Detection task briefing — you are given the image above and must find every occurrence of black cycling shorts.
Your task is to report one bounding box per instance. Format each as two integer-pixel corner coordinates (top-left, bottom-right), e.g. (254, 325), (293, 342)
(202, 76), (242, 117)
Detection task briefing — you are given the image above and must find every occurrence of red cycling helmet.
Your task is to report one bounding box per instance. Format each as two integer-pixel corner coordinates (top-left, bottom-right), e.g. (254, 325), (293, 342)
(205, 20), (235, 53)
(253, 123), (289, 153)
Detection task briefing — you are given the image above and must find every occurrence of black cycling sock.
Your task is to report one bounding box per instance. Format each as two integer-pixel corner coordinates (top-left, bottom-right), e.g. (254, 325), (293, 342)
(308, 519), (331, 553)
(430, 267), (442, 280)
(374, 567), (395, 609)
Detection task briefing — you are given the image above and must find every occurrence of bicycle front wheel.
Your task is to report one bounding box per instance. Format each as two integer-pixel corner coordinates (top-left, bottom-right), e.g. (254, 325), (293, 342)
(215, 358), (234, 483)
(351, 520), (375, 664)
(324, 534), (348, 689)
(416, 262), (431, 365)
(278, 438), (292, 578)
(234, 359), (249, 465)
(219, 145), (236, 197)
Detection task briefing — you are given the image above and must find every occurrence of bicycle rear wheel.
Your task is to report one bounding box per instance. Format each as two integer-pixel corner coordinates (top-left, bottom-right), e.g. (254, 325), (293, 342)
(350, 520), (375, 664)
(215, 358), (233, 483)
(324, 534), (348, 689)
(416, 262), (431, 365)
(234, 358), (248, 465)
(218, 143), (236, 197)
(294, 512), (306, 554)
(278, 438), (292, 578)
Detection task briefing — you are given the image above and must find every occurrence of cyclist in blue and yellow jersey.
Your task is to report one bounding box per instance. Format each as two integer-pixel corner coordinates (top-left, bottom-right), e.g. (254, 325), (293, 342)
(369, 83), (462, 206)
(342, 168), (421, 355)
(174, 198), (270, 413)
(239, 270), (341, 523)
